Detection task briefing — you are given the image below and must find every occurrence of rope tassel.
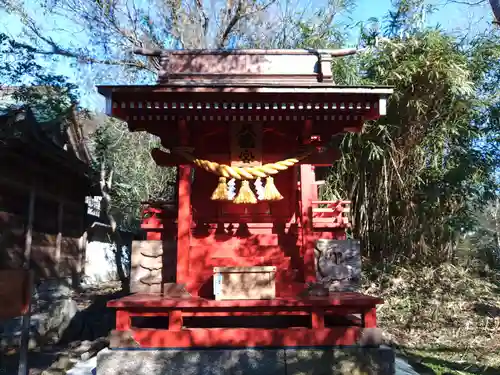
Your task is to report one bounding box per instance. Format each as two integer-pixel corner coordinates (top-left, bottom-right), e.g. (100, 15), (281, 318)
(211, 177), (229, 201)
(233, 180), (257, 204)
(172, 146), (317, 204)
(264, 176), (283, 201)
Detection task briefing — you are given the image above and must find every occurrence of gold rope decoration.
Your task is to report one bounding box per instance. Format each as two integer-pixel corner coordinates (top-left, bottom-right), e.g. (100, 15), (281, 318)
(233, 180), (258, 204)
(263, 176), (283, 201)
(211, 177), (229, 201)
(173, 148), (313, 180)
(172, 147), (314, 203)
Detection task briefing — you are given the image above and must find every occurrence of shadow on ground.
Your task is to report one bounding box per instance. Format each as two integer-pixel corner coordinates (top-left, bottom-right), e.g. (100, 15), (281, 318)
(0, 287), (128, 375)
(0, 348), (60, 375)
(400, 347), (500, 375)
(60, 288), (129, 343)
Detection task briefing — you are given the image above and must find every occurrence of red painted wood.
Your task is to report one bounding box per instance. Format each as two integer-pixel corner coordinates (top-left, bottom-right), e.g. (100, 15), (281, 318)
(302, 119), (313, 142)
(311, 310), (325, 329)
(207, 256), (291, 268)
(311, 200), (351, 229)
(191, 168), (296, 223)
(127, 311), (171, 317)
(107, 293), (383, 309)
(123, 305), (374, 318)
(299, 164), (316, 283)
(109, 90), (384, 102)
(363, 307), (377, 328)
(124, 307), (368, 319)
(168, 310), (183, 331)
(116, 310), (131, 331)
(175, 119), (192, 287)
(115, 304), (375, 341)
(113, 108), (380, 122)
(177, 165), (192, 285)
(181, 310), (311, 317)
(304, 148), (340, 166)
(118, 107), (374, 118)
(146, 231), (162, 240)
(185, 164), (299, 296)
(129, 121), (367, 143)
(125, 101), (378, 322)
(192, 216), (294, 224)
(0, 270), (33, 320)
(141, 205), (165, 241)
(312, 222), (351, 229)
(191, 234), (280, 248)
(141, 207), (163, 229)
(130, 327), (362, 348)
(109, 92), (383, 111)
(105, 80), (388, 348)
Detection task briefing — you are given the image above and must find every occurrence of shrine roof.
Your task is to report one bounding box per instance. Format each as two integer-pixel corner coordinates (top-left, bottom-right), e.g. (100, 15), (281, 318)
(98, 49), (393, 123)
(0, 107), (99, 195)
(97, 48), (393, 97)
(97, 83), (393, 95)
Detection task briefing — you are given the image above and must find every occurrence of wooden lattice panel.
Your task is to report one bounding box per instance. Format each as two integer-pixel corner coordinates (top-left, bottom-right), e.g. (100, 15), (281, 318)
(311, 200), (351, 229)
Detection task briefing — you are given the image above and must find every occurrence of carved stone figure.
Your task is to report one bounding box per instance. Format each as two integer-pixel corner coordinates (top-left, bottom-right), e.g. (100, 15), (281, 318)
(314, 239), (361, 292)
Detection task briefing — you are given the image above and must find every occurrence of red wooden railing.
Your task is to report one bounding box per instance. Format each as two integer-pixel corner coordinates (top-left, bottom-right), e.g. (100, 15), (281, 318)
(311, 200), (351, 229)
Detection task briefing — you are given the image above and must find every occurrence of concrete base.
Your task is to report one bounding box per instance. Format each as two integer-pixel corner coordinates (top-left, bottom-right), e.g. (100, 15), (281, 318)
(286, 347), (395, 375)
(97, 347), (395, 375)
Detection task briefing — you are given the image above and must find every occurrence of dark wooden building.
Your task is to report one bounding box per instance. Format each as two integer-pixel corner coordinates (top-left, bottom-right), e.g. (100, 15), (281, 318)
(0, 106), (99, 283)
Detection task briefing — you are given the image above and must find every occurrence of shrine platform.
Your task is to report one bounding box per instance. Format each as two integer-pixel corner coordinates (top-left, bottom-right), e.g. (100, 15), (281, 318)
(107, 292), (383, 349)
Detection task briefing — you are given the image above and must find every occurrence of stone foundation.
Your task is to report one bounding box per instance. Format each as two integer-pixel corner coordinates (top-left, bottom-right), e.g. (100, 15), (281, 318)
(97, 347), (395, 375)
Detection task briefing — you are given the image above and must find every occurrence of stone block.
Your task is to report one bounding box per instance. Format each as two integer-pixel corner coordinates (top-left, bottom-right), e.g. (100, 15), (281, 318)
(130, 241), (164, 294)
(285, 346), (395, 375)
(97, 347), (395, 375)
(97, 348), (286, 375)
(315, 239), (361, 292)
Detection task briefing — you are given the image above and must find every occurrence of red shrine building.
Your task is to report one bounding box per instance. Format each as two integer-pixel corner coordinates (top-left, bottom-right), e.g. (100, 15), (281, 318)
(98, 49), (393, 349)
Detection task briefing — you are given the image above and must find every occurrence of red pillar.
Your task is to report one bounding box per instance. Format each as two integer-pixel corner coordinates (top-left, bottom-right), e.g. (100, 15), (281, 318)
(300, 164), (316, 283)
(116, 310), (131, 331)
(363, 307), (377, 328)
(176, 120), (192, 285)
(176, 166), (192, 284)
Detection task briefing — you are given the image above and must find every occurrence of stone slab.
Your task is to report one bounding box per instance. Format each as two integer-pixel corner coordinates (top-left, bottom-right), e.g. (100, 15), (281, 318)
(97, 348), (286, 375)
(286, 347), (395, 375)
(97, 347), (395, 375)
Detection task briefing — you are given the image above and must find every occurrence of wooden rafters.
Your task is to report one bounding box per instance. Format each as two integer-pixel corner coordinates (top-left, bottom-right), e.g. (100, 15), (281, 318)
(103, 94), (387, 136)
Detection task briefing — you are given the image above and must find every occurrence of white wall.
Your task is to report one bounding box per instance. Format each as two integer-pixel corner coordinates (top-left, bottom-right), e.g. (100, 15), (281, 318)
(82, 240), (130, 285)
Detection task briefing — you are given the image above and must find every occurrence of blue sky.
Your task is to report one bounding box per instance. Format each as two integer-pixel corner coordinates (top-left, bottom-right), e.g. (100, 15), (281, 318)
(346, 0), (492, 37)
(0, 0), (495, 110)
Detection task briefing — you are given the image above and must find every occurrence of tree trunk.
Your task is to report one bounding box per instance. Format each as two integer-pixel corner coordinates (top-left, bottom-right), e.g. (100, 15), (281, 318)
(494, 197), (500, 264)
(100, 163), (130, 293)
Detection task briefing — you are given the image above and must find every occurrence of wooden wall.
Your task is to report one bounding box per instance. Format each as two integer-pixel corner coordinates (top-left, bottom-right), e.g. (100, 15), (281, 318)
(0, 174), (87, 281)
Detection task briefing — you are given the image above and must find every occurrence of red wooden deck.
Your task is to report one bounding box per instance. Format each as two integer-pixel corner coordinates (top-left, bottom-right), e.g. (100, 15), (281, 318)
(108, 292), (382, 348)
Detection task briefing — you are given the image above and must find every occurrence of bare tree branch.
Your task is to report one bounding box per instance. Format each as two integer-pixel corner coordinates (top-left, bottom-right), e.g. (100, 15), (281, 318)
(10, 38), (154, 71)
(195, 0), (210, 39)
(218, 0), (277, 48)
(1, 0), (352, 74)
(218, 0), (245, 48)
(444, 0), (499, 24)
(444, 0), (486, 4)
